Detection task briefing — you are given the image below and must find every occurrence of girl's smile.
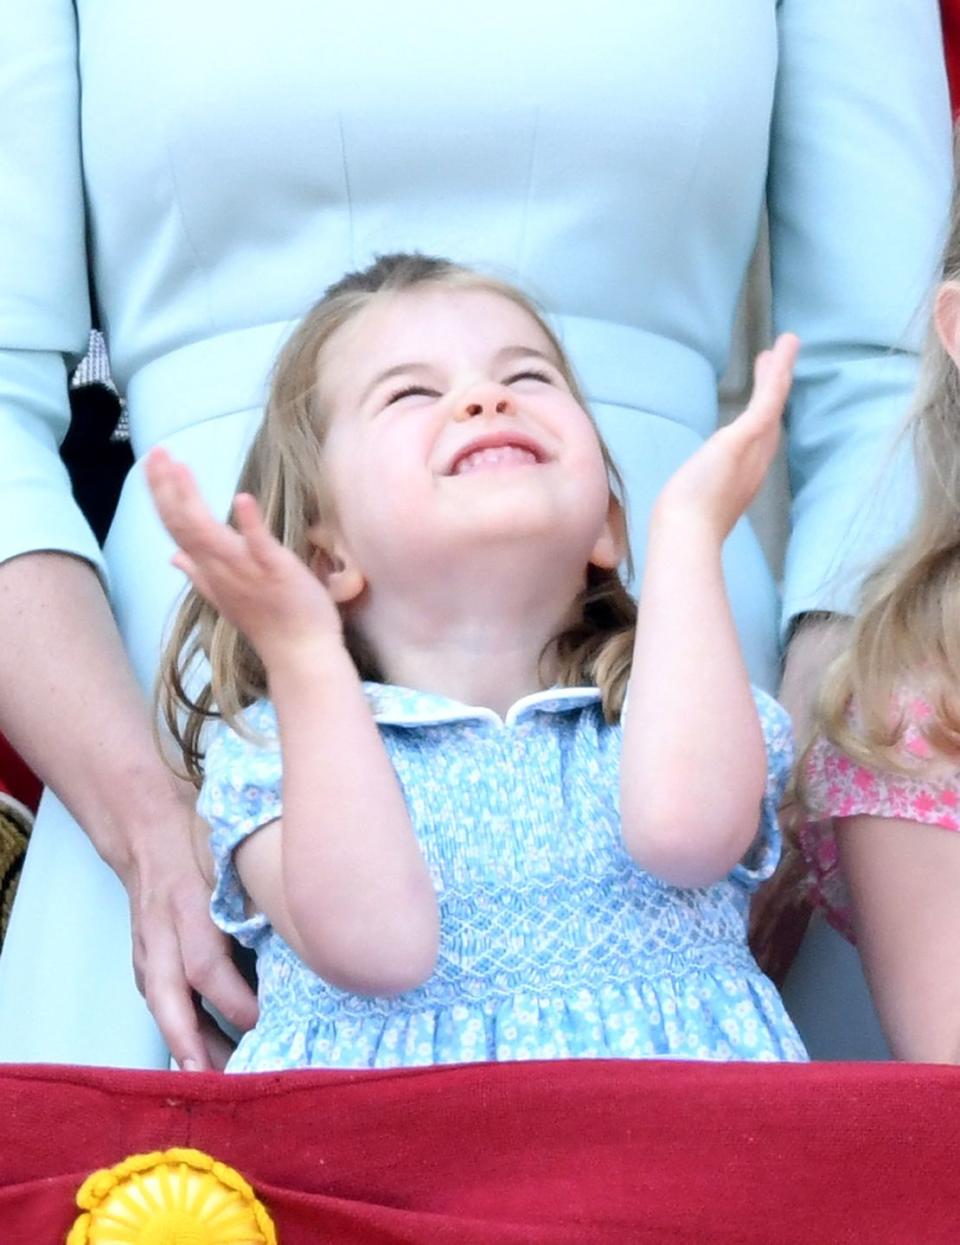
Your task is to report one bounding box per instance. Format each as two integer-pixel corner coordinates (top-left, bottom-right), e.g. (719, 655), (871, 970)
(446, 433), (545, 477)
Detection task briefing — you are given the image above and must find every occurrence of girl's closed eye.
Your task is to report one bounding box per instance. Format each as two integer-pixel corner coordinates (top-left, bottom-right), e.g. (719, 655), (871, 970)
(383, 383), (440, 407)
(504, 368), (554, 386)
(383, 370), (556, 408)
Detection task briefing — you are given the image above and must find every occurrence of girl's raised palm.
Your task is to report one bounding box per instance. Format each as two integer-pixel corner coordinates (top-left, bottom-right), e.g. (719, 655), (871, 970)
(146, 448), (343, 669)
(655, 333), (799, 541)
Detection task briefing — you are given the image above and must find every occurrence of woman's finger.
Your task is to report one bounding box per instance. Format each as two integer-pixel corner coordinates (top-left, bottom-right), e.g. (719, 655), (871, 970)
(140, 923), (213, 1072)
(183, 939), (259, 1036)
(197, 1010), (240, 1071)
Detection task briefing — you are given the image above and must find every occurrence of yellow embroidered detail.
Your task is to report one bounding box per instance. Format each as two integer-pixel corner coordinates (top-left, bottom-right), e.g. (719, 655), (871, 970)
(66, 1146), (278, 1244)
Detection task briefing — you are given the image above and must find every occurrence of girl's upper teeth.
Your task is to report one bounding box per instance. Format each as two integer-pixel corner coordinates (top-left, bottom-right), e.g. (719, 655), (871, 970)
(454, 445), (538, 475)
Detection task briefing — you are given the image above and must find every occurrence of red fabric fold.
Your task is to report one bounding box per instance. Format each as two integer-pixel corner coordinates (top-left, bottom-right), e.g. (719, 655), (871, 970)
(944, 0), (960, 115)
(3, 1059), (960, 1243)
(0, 733), (40, 812)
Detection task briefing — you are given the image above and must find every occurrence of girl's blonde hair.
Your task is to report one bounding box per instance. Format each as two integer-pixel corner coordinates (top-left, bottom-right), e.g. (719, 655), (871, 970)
(159, 253), (637, 785)
(813, 158), (960, 774)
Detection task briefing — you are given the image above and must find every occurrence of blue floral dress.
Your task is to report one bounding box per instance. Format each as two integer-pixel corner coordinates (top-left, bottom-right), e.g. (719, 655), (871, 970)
(198, 683), (807, 1070)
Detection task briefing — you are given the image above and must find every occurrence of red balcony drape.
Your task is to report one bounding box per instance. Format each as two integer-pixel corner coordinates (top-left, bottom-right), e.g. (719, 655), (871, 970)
(3, 1059), (960, 1243)
(943, 0), (960, 115)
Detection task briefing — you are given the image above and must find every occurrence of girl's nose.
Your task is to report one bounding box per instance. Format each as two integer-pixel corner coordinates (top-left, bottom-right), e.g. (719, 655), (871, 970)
(455, 385), (516, 421)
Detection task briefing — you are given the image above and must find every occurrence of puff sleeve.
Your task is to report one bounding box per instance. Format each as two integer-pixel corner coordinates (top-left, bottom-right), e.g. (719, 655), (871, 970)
(620, 683), (793, 890)
(0, 2), (104, 577)
(729, 687), (795, 891)
(771, 0), (952, 635)
(197, 700), (283, 949)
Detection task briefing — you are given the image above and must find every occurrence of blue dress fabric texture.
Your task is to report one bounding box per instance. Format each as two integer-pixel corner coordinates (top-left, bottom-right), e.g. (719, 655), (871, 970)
(198, 685), (806, 1069)
(0, 3), (950, 1065)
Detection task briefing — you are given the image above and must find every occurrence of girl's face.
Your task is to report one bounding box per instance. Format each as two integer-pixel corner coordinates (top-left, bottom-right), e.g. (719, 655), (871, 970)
(313, 285), (622, 600)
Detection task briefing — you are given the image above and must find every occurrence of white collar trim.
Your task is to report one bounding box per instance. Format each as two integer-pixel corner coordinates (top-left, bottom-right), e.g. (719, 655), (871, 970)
(362, 682), (602, 728)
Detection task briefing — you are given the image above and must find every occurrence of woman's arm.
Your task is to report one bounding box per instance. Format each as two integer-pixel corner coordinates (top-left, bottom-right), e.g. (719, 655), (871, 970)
(621, 338), (797, 886)
(0, 553), (258, 1068)
(772, 0), (951, 643)
(753, 2), (950, 977)
(0, 5), (255, 1068)
(150, 454), (440, 996)
(773, 0), (951, 775)
(838, 814), (960, 1062)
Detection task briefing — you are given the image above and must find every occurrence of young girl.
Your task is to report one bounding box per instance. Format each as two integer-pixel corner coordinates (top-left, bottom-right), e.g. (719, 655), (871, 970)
(800, 175), (960, 1064)
(148, 253), (806, 1071)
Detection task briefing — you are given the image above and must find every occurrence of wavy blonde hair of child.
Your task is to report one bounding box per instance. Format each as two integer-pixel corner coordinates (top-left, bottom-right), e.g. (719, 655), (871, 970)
(158, 254), (637, 786)
(812, 161), (960, 775)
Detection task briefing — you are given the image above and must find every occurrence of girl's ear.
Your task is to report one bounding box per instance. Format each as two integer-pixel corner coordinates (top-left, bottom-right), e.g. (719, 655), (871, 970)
(307, 525), (366, 605)
(589, 495), (628, 572)
(934, 280), (960, 364)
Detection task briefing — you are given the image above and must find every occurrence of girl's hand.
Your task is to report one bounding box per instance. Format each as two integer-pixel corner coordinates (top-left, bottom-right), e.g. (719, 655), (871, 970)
(146, 448), (343, 670)
(654, 333), (799, 542)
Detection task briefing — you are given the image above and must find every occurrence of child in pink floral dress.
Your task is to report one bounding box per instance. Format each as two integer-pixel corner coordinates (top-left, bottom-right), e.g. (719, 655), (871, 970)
(800, 158), (960, 1062)
(802, 698), (960, 944)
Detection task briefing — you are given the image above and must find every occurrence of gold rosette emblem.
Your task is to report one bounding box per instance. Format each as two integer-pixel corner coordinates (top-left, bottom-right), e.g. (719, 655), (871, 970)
(67, 1147), (278, 1244)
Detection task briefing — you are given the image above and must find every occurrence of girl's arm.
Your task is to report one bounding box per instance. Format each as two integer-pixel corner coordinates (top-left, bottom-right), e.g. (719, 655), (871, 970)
(239, 643), (440, 996)
(621, 336), (798, 887)
(838, 815), (960, 1063)
(148, 451), (440, 997)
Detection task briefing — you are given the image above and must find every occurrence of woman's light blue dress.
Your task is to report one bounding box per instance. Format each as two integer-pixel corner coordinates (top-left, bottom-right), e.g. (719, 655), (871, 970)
(199, 686), (806, 1070)
(0, 3), (950, 1065)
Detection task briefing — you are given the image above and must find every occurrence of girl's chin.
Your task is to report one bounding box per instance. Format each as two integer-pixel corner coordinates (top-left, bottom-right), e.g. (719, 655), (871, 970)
(424, 527), (595, 573)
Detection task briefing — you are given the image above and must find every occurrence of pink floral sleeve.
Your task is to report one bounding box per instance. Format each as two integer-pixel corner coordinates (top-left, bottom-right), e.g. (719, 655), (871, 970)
(800, 697), (960, 942)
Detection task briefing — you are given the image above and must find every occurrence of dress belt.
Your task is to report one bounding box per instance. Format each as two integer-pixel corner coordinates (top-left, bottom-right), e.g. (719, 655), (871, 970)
(125, 316), (719, 458)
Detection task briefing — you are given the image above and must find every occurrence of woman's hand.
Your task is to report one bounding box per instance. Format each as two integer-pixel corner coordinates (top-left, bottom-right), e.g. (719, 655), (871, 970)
(118, 777), (259, 1070)
(146, 448), (344, 671)
(653, 333), (799, 542)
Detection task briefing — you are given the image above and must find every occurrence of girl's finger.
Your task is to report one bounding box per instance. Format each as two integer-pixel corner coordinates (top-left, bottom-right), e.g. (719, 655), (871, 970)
(173, 515), (238, 564)
(148, 450), (224, 551)
(753, 349), (771, 387)
(169, 463), (220, 531)
(144, 445), (174, 486)
(173, 488), (252, 566)
(151, 469), (199, 538)
(231, 493), (278, 569)
(746, 334), (799, 417)
(170, 550), (197, 580)
(170, 551), (217, 605)
(767, 333), (800, 383)
(231, 493), (261, 530)
(148, 449), (199, 513)
(146, 454), (186, 524)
